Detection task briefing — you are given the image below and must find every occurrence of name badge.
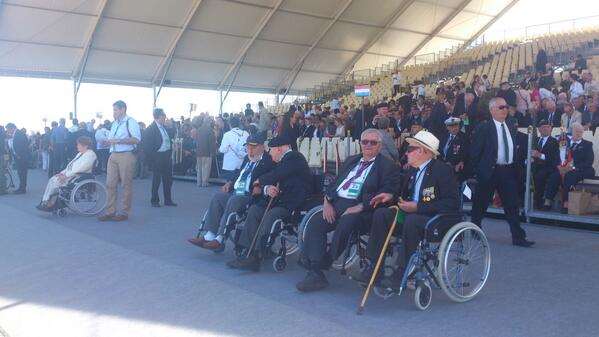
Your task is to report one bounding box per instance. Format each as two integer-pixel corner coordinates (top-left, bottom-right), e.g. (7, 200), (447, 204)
(235, 181), (247, 195)
(346, 181), (363, 199)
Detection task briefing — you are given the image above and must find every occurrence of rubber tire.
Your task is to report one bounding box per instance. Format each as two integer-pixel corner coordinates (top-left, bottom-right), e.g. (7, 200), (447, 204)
(414, 281), (432, 311)
(70, 180), (107, 216)
(436, 221), (491, 303)
(273, 256), (287, 272)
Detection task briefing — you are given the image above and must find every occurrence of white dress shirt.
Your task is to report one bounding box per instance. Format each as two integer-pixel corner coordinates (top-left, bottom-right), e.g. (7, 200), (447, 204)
(218, 127), (249, 171)
(108, 116), (141, 153)
(412, 159), (431, 202)
(95, 128), (110, 150)
(156, 123), (171, 152)
(493, 119), (514, 164)
(336, 158), (375, 199)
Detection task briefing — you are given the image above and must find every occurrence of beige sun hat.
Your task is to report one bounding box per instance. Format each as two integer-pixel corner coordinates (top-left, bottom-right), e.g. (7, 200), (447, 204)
(405, 130), (440, 156)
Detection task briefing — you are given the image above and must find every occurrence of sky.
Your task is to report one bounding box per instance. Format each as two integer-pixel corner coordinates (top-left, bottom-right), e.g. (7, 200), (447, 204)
(1, 0), (599, 133)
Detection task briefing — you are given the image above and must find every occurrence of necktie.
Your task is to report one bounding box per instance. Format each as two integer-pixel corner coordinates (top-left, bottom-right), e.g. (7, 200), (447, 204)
(240, 161), (256, 181)
(549, 112), (553, 124)
(567, 116), (571, 129)
(411, 167), (426, 201)
(444, 135), (454, 157)
(501, 123), (510, 163)
(341, 161), (373, 190)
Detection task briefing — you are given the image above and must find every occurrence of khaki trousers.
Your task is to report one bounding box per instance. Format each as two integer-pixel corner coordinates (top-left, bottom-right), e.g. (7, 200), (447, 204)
(106, 152), (136, 215)
(196, 156), (212, 187)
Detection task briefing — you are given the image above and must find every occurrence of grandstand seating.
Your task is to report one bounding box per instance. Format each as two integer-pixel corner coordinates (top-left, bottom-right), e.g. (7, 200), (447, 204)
(313, 27), (599, 106)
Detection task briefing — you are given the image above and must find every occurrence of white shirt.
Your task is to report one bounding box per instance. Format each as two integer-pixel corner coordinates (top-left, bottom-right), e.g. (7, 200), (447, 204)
(392, 73), (401, 85)
(156, 123), (171, 152)
(218, 127), (249, 171)
(539, 88), (555, 101)
(336, 158), (375, 199)
(95, 128), (110, 150)
(569, 81), (584, 100)
(108, 116), (141, 153)
(538, 136), (548, 160)
(493, 119), (514, 164)
(331, 99), (341, 110)
(417, 84), (425, 97)
(234, 154), (262, 194)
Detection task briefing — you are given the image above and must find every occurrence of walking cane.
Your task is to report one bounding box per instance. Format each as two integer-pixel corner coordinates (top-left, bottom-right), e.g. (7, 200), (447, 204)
(245, 183), (279, 259)
(357, 205), (400, 315)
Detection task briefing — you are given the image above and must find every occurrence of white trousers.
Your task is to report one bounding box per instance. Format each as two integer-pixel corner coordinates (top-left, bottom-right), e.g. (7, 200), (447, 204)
(42, 176), (68, 202)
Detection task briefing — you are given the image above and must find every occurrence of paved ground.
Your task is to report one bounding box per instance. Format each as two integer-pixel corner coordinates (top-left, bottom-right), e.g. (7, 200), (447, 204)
(1, 170), (598, 337)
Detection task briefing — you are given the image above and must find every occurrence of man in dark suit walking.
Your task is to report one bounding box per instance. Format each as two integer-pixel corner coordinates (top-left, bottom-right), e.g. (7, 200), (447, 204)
(532, 119), (560, 210)
(439, 117), (468, 182)
(296, 128), (400, 292)
(369, 130), (460, 288)
(470, 97), (535, 247)
(143, 108), (176, 207)
(188, 133), (274, 251)
(226, 133), (312, 271)
(5, 123), (30, 194)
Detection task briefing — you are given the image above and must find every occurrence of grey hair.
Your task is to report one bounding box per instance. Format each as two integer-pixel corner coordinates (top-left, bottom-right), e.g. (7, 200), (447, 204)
(361, 128), (382, 141)
(488, 97), (506, 111)
(571, 123), (583, 132)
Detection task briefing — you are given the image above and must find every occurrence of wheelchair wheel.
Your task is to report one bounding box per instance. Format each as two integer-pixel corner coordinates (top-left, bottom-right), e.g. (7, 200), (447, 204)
(272, 256), (287, 272)
(69, 179), (107, 216)
(414, 280), (432, 311)
(436, 222), (491, 303)
(331, 242), (359, 272)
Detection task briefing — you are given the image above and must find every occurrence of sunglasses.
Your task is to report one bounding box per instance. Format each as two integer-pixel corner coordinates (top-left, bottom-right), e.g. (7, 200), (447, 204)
(406, 146), (421, 153)
(498, 105), (509, 110)
(360, 139), (380, 146)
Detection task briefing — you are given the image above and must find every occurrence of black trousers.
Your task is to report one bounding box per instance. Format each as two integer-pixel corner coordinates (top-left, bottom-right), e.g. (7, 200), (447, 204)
(546, 168), (595, 202)
(150, 151), (173, 203)
(371, 208), (431, 269)
(15, 158), (28, 192)
(302, 198), (372, 269)
(51, 144), (67, 175)
(533, 166), (559, 205)
(471, 165), (526, 241)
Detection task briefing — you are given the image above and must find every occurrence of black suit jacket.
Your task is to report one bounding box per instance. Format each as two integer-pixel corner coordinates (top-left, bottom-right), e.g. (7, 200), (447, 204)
(230, 152), (275, 202)
(440, 132), (468, 166)
(533, 136), (560, 169)
(571, 139), (595, 176)
(470, 119), (518, 182)
(143, 122), (175, 162)
(430, 102), (448, 139)
(401, 159), (460, 215)
(537, 109), (561, 127)
(259, 151), (312, 211)
(326, 154), (400, 212)
(12, 130), (30, 162)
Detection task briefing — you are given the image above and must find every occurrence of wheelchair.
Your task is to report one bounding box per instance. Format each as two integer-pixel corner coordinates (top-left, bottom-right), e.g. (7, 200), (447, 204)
(53, 173), (108, 217)
(298, 183), (491, 311)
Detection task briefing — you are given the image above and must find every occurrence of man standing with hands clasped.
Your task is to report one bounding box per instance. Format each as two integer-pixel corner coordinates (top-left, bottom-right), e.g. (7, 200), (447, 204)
(144, 108), (177, 207)
(98, 100), (141, 222)
(470, 97), (535, 247)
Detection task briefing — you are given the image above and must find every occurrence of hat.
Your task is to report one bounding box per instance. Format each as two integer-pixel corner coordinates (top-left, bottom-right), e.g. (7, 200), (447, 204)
(406, 130), (440, 156)
(444, 117), (461, 126)
(537, 119), (550, 127)
(268, 134), (294, 147)
(245, 132), (266, 146)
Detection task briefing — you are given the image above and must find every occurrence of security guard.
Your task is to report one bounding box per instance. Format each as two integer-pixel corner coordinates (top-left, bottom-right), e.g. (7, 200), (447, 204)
(296, 128), (400, 292)
(188, 133), (274, 251)
(370, 130), (459, 288)
(531, 119), (560, 210)
(226, 133), (312, 271)
(439, 117), (468, 182)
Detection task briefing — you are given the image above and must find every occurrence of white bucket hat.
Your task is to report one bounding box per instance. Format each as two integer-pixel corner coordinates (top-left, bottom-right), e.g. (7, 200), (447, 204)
(406, 130), (440, 156)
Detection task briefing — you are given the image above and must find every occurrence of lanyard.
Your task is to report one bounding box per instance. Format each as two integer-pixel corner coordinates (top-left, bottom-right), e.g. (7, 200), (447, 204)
(341, 161), (373, 190)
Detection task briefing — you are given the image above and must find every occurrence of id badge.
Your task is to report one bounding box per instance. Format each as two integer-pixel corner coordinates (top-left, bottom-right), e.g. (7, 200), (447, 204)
(347, 182), (363, 199)
(235, 181), (247, 195)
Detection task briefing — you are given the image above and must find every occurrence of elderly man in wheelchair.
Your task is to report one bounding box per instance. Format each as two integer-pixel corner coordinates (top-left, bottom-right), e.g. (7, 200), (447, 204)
(36, 136), (99, 214)
(187, 133), (274, 251)
(296, 128), (401, 292)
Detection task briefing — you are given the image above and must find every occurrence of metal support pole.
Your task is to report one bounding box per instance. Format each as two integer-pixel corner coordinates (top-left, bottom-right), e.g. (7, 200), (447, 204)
(524, 126), (533, 222)
(72, 79), (78, 120)
(153, 86), (157, 109)
(219, 90), (223, 116)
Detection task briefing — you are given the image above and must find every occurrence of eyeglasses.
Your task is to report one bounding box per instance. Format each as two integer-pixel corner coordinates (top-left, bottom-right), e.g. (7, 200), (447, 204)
(498, 105), (509, 110)
(360, 139), (380, 146)
(406, 146), (421, 153)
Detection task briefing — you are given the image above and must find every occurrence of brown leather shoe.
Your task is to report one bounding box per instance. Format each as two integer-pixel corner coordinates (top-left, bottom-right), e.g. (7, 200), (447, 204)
(112, 214), (128, 222)
(188, 237), (206, 248)
(203, 240), (223, 251)
(98, 214), (115, 222)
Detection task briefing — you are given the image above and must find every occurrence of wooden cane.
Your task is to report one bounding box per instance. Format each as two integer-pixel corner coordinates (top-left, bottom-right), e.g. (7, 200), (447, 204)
(357, 206), (400, 315)
(245, 183), (279, 259)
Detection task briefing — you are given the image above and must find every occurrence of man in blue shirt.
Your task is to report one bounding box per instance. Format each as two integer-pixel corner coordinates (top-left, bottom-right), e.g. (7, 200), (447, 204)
(50, 118), (69, 174)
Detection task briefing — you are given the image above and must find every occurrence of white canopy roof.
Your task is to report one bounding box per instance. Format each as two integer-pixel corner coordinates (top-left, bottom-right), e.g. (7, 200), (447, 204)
(0, 0), (518, 94)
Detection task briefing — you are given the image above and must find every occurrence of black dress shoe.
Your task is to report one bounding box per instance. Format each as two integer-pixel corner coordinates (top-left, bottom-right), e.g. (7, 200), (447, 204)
(151, 202), (161, 207)
(226, 256), (261, 272)
(513, 238), (535, 247)
(164, 201), (178, 207)
(296, 270), (329, 292)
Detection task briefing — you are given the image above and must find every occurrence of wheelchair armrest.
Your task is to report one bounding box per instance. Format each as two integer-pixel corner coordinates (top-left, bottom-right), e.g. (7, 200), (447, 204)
(423, 212), (465, 241)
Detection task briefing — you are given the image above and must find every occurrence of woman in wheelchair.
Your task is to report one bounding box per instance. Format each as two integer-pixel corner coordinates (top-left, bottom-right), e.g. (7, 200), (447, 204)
(368, 130), (460, 289)
(36, 136), (97, 211)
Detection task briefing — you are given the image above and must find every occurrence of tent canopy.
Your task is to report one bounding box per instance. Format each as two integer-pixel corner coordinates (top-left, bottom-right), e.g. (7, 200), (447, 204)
(0, 0), (517, 94)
